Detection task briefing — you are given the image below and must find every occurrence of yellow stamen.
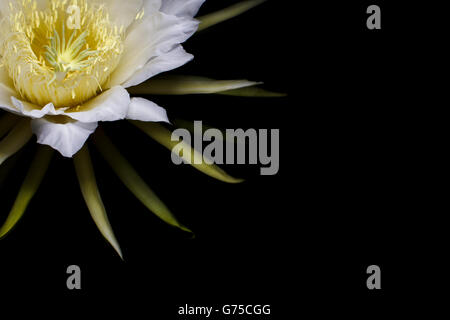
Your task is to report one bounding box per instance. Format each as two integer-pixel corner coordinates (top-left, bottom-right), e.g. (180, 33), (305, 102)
(0, 0), (124, 108)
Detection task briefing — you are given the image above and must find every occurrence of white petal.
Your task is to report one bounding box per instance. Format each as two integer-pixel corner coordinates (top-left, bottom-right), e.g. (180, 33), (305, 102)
(93, 0), (144, 29)
(126, 97), (169, 123)
(1, 82), (64, 118)
(2, 85), (130, 123)
(122, 45), (193, 88)
(31, 118), (98, 158)
(64, 86), (130, 123)
(143, 0), (162, 12)
(1, 95), (68, 119)
(109, 11), (198, 87)
(11, 97), (66, 118)
(160, 0), (205, 17)
(1, 68), (68, 118)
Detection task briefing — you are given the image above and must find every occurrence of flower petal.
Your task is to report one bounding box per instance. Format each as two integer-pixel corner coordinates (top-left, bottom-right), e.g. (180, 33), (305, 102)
(121, 45), (193, 88)
(143, 78), (286, 97)
(11, 98), (66, 118)
(109, 11), (198, 87)
(128, 75), (262, 95)
(93, 128), (191, 233)
(131, 121), (244, 183)
(143, 0), (162, 13)
(160, 0), (205, 18)
(64, 86), (130, 123)
(126, 97), (169, 123)
(74, 145), (123, 259)
(1, 81), (67, 118)
(93, 0), (143, 29)
(197, 0), (267, 32)
(0, 119), (32, 165)
(0, 146), (53, 239)
(0, 119), (33, 165)
(31, 118), (98, 158)
(219, 86), (287, 97)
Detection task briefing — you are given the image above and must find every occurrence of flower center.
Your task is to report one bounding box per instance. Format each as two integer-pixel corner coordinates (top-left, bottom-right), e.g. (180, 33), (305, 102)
(44, 28), (98, 75)
(0, 0), (125, 108)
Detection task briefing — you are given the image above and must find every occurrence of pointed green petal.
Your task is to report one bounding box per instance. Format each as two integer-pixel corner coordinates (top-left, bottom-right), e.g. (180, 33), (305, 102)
(219, 86), (287, 97)
(0, 146), (53, 239)
(128, 75), (261, 95)
(92, 129), (191, 233)
(130, 121), (244, 184)
(0, 119), (32, 165)
(73, 145), (123, 259)
(197, 0), (267, 32)
(0, 113), (18, 139)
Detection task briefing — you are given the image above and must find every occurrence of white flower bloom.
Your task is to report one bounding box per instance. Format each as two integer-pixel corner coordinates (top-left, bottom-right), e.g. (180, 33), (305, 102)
(0, 0), (273, 258)
(0, 0), (204, 157)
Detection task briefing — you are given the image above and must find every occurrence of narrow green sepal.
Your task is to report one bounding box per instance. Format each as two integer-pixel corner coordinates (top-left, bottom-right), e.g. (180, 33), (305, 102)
(197, 0), (267, 32)
(92, 128), (192, 234)
(74, 145), (123, 259)
(130, 121), (244, 184)
(0, 146), (53, 239)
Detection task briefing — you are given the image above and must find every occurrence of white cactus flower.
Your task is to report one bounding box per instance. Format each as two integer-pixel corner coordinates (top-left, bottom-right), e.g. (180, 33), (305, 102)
(0, 0), (278, 258)
(0, 0), (206, 157)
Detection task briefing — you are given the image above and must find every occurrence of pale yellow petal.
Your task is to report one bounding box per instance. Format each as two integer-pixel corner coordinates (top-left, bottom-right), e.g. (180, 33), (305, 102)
(197, 0), (267, 32)
(219, 86), (287, 97)
(0, 146), (53, 239)
(0, 119), (32, 166)
(130, 121), (243, 184)
(73, 145), (123, 259)
(92, 129), (191, 233)
(127, 75), (261, 95)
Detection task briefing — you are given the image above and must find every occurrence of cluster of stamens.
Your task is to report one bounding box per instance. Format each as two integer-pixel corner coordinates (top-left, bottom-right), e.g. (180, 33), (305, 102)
(0, 0), (125, 108)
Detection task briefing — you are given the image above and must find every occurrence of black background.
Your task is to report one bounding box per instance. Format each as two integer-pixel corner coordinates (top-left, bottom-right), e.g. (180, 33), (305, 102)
(0, 0), (440, 316)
